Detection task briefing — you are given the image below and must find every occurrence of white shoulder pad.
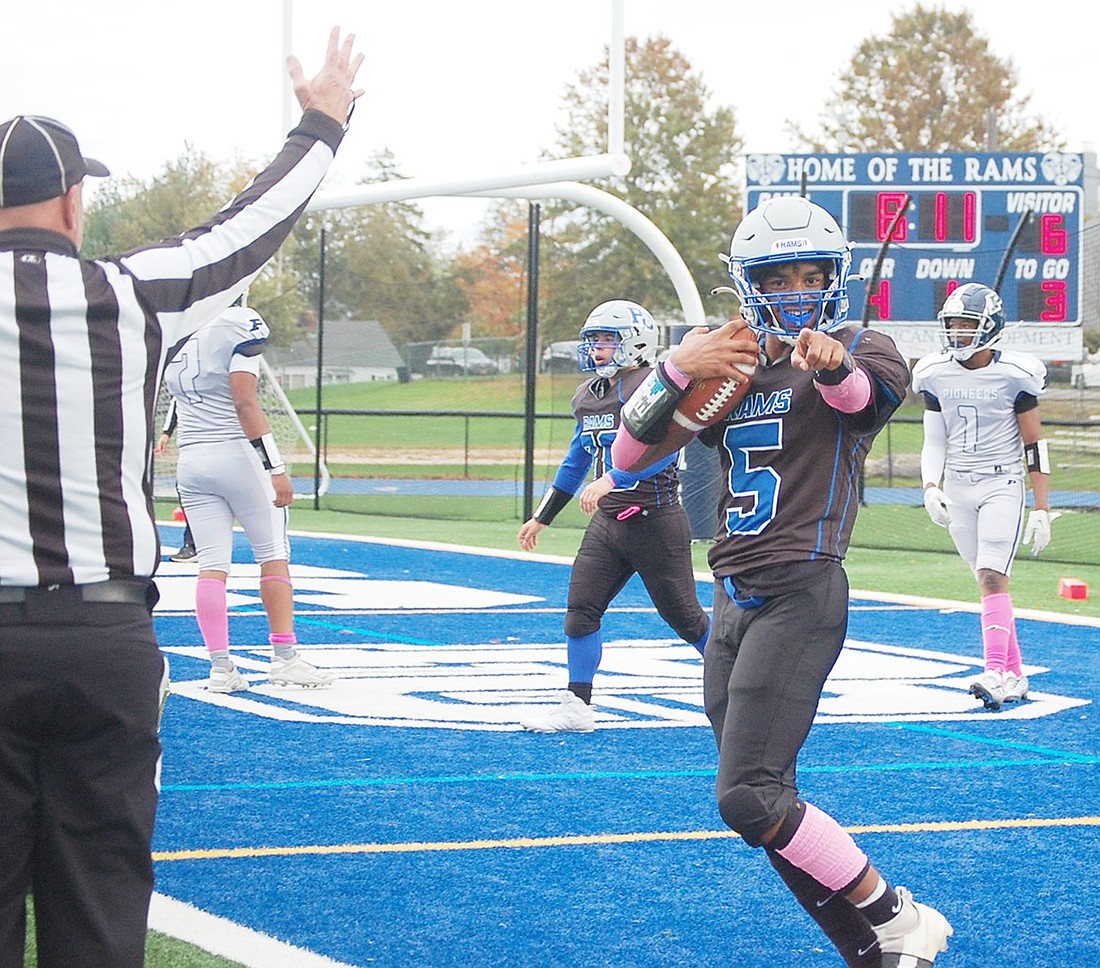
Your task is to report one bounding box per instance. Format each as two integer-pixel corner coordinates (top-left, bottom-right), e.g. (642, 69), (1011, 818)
(910, 352), (948, 393)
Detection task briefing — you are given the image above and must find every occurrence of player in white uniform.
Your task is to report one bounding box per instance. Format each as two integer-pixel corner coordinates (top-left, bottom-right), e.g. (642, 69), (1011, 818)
(912, 283), (1057, 710)
(164, 305), (332, 693)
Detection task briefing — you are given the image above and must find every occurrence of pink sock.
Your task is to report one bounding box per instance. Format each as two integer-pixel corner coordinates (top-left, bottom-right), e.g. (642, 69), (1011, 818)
(269, 632), (297, 646)
(195, 577), (229, 655)
(1006, 619), (1023, 676)
(776, 801), (868, 891)
(981, 592), (1013, 673)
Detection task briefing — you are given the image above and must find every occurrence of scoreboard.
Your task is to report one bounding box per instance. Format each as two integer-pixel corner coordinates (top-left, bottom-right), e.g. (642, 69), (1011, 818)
(743, 152), (1095, 359)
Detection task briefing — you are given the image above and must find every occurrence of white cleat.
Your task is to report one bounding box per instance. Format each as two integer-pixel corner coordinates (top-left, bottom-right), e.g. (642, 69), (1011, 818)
(208, 664), (248, 694)
(520, 691), (595, 733)
(970, 670), (1007, 710)
(878, 886), (953, 967)
(1002, 672), (1029, 703)
(269, 655), (334, 688)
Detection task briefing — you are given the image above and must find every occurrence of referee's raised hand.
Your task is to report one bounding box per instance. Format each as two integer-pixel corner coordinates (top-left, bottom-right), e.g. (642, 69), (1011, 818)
(288, 26), (364, 126)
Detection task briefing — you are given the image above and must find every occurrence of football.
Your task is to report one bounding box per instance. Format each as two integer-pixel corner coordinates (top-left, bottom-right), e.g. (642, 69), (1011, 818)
(618, 332), (758, 473)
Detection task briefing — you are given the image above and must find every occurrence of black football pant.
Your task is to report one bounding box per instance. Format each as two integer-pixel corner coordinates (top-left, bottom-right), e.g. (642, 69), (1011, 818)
(0, 593), (165, 968)
(703, 561), (849, 846)
(565, 504), (708, 644)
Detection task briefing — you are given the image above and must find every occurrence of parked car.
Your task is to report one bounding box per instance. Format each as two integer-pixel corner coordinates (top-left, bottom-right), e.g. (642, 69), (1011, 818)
(1046, 360), (1074, 384)
(1071, 354), (1100, 390)
(424, 345), (500, 376)
(541, 340), (582, 373)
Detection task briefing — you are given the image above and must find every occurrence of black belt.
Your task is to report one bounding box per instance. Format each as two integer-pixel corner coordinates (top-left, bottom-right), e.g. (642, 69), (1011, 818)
(0, 579), (151, 605)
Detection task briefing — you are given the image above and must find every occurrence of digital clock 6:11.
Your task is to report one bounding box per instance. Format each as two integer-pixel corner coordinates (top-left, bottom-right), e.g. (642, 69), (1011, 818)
(843, 189), (1075, 323)
(847, 191), (977, 245)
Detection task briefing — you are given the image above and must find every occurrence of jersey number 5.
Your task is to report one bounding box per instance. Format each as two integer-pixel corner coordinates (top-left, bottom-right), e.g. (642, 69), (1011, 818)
(720, 418), (783, 536)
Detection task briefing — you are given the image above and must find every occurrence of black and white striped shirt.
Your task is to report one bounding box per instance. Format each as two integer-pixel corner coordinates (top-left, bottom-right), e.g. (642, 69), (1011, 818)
(0, 109), (343, 587)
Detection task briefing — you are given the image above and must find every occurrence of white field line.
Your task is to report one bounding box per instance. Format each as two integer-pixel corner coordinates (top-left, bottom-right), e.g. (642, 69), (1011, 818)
(148, 893), (358, 968)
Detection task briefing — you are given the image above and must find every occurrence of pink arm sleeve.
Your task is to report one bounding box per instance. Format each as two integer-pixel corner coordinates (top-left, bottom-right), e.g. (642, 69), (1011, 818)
(610, 424), (648, 471)
(815, 366), (872, 413)
(660, 357), (693, 389)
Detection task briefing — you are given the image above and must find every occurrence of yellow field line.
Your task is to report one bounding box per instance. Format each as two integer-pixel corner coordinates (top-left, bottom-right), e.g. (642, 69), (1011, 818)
(155, 815), (1100, 863)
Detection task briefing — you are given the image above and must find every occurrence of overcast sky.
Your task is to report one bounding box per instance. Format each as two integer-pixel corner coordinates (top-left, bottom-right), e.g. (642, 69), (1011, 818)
(4, 1), (1093, 243)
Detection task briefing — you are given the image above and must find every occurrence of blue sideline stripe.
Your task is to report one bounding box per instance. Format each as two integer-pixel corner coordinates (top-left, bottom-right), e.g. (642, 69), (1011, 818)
(895, 721), (1100, 762)
(295, 614), (445, 645)
(161, 753), (1097, 794)
(222, 610), (447, 646)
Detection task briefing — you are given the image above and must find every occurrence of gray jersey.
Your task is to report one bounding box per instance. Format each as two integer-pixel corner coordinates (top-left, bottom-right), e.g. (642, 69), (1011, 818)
(911, 349), (1046, 473)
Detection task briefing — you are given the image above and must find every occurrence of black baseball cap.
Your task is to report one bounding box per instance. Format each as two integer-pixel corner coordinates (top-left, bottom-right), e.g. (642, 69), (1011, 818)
(0, 115), (110, 208)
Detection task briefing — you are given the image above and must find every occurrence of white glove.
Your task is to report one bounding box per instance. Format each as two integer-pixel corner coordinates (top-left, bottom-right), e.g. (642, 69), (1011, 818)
(1024, 509), (1062, 556)
(923, 486), (951, 528)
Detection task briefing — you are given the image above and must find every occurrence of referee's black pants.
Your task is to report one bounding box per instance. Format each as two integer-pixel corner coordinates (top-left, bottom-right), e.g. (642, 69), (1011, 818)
(0, 593), (166, 968)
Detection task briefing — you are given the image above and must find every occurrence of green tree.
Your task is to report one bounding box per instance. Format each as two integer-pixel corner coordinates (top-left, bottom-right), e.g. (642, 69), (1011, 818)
(285, 150), (466, 348)
(791, 4), (1061, 152)
(534, 35), (742, 342)
(82, 146), (236, 256)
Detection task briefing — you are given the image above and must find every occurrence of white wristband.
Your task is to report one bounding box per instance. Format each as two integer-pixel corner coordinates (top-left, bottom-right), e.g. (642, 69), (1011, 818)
(250, 433), (285, 475)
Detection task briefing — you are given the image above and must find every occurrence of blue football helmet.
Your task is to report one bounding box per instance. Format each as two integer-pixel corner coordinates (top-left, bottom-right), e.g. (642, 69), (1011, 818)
(938, 283), (1005, 361)
(722, 196), (852, 340)
(577, 300), (660, 377)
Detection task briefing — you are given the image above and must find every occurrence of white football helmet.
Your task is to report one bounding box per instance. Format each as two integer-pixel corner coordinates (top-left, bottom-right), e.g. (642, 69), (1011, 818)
(578, 300), (660, 377)
(723, 196), (852, 339)
(938, 283), (1006, 361)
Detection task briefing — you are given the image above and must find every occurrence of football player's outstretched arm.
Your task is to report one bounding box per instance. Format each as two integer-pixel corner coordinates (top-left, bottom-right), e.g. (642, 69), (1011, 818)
(518, 423), (592, 551)
(791, 328), (872, 414)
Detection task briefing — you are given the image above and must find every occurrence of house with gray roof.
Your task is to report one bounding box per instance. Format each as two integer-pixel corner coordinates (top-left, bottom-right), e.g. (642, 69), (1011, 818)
(265, 319), (409, 388)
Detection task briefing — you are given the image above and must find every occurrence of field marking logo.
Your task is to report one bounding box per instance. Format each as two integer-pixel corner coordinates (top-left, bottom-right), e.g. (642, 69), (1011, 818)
(157, 561), (1090, 730)
(164, 636), (1088, 731)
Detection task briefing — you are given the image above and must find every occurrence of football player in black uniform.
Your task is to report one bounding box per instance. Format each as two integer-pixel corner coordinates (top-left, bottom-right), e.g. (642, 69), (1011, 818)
(613, 198), (951, 967)
(518, 300), (709, 733)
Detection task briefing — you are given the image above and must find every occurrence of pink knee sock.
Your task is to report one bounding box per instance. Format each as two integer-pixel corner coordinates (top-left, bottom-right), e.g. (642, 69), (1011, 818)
(1006, 618), (1023, 676)
(776, 801), (869, 891)
(195, 577), (229, 655)
(980, 592), (1013, 673)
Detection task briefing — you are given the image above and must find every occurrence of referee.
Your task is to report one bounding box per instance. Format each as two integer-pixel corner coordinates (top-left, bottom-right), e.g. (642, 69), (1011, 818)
(0, 28), (362, 968)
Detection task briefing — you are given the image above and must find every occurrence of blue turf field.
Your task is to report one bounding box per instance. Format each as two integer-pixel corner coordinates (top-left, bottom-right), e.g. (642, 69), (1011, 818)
(151, 527), (1100, 967)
